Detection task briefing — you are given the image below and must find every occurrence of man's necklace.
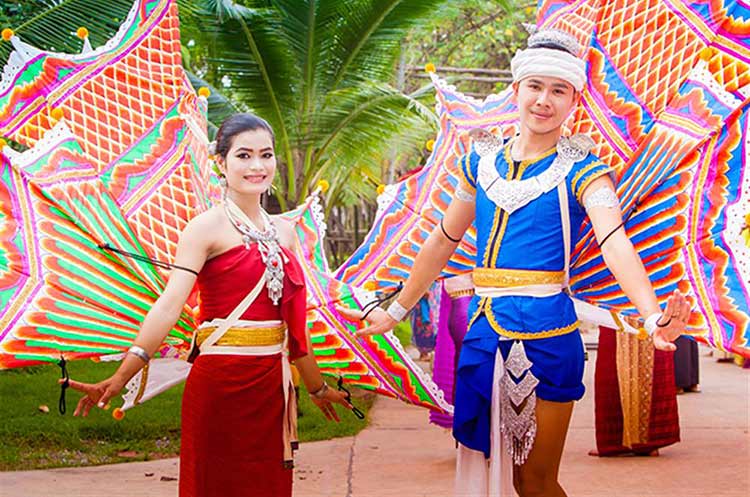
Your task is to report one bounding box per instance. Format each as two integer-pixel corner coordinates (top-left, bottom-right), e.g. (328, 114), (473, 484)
(223, 198), (285, 305)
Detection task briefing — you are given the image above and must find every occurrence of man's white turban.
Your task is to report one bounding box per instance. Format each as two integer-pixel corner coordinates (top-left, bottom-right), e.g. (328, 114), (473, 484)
(510, 28), (587, 92)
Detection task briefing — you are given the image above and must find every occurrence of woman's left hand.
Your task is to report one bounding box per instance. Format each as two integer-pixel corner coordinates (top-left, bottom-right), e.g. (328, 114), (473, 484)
(652, 290), (691, 351)
(309, 387), (352, 422)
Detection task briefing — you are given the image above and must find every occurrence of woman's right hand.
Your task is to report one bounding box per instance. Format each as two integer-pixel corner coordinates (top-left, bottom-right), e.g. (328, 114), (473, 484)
(335, 306), (399, 337)
(60, 375), (127, 417)
(309, 387), (353, 422)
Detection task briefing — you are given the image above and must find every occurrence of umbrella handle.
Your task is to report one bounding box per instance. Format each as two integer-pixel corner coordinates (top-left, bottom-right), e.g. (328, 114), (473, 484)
(57, 355), (70, 415)
(337, 375), (365, 420)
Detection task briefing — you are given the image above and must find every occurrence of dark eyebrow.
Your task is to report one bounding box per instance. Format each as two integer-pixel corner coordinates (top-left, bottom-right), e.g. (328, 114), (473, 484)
(235, 147), (273, 153)
(526, 78), (571, 90)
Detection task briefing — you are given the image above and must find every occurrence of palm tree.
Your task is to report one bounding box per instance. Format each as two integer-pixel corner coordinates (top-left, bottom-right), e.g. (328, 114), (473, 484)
(2, 0), (451, 210)
(185, 0), (452, 210)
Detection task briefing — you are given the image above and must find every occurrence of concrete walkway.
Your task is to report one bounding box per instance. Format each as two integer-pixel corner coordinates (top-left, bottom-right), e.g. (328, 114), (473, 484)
(1, 348), (747, 497)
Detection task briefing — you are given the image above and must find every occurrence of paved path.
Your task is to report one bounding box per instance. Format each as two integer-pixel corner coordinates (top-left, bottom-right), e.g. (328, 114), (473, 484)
(1, 348), (747, 497)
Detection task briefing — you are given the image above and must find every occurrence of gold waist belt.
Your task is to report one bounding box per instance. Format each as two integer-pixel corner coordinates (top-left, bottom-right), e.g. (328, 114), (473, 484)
(472, 268), (565, 288)
(196, 325), (286, 347)
(447, 288), (475, 299)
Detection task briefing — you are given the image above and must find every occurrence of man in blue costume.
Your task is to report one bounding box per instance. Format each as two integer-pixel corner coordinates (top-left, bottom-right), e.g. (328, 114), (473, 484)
(340, 28), (690, 497)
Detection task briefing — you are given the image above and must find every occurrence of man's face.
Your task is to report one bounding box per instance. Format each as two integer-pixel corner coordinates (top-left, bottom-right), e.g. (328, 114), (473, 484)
(513, 76), (579, 137)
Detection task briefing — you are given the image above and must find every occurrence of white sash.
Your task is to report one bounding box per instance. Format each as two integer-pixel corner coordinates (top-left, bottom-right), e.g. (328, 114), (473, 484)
(193, 269), (268, 353)
(557, 180), (571, 291)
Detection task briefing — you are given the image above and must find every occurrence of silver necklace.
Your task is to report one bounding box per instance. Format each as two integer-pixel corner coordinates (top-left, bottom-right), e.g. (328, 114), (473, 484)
(223, 198), (285, 305)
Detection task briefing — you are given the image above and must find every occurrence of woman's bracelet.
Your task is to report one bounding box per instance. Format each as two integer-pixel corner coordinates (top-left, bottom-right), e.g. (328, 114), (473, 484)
(127, 345), (150, 363)
(309, 382), (329, 400)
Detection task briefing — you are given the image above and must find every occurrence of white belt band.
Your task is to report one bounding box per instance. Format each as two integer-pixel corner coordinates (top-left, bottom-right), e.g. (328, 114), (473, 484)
(199, 344), (284, 356)
(199, 318), (283, 328)
(475, 283), (564, 298)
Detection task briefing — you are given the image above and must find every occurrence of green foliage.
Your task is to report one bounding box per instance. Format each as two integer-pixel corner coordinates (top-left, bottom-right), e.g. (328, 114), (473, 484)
(403, 0), (536, 95)
(0, 1), (59, 30)
(0, 0), (133, 61)
(393, 320), (413, 350)
(0, 359), (371, 470)
(0, 360), (183, 470)
(182, 0), (450, 210)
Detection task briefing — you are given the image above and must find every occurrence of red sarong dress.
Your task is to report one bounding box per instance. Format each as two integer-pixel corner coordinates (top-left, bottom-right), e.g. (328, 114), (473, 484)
(594, 326), (680, 455)
(179, 244), (308, 497)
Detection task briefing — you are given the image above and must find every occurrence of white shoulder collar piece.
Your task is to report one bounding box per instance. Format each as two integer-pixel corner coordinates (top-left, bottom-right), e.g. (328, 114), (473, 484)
(474, 132), (593, 214)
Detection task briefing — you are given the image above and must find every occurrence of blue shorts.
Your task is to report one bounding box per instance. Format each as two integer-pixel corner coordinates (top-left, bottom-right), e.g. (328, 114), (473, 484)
(452, 316), (585, 456)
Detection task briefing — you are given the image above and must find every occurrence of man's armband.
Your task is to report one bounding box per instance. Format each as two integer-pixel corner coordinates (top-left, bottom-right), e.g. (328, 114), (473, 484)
(584, 186), (619, 212)
(455, 185), (475, 202)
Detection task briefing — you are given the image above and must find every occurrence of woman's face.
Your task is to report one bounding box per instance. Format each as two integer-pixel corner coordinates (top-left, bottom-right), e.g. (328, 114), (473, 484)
(513, 75), (579, 137)
(219, 128), (276, 196)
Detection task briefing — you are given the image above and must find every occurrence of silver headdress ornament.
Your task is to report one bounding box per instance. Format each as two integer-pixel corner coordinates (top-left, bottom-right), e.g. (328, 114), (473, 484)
(523, 23), (582, 56)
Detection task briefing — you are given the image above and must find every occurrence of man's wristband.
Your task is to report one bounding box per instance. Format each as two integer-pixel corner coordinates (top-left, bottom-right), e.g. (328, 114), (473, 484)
(386, 301), (410, 322)
(643, 313), (662, 336)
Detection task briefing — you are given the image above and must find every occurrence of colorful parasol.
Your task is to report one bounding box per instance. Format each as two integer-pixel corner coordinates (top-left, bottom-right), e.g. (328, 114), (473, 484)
(336, 0), (750, 357)
(0, 0), (216, 368)
(0, 124), (195, 369)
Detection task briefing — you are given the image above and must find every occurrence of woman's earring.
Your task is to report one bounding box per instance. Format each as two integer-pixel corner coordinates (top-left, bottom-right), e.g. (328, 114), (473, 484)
(219, 174), (228, 200)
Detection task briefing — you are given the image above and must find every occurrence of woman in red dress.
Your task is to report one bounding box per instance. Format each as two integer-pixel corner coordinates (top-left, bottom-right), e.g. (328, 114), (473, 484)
(65, 113), (351, 497)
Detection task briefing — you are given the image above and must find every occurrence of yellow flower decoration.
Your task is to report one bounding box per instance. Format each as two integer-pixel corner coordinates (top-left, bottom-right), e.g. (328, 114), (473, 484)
(376, 184), (386, 195)
(50, 107), (64, 121)
(525, 6), (535, 15)
(1, 29), (13, 42)
(76, 27), (89, 39)
(504, 28), (513, 37)
(425, 62), (436, 73)
(636, 327), (649, 341)
(425, 139), (435, 152)
(0, 138), (6, 149)
(316, 179), (330, 193)
(198, 87), (211, 98)
(363, 281), (378, 291)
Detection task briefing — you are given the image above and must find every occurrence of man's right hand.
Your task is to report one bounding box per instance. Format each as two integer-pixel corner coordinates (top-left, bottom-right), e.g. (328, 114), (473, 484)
(335, 306), (399, 337)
